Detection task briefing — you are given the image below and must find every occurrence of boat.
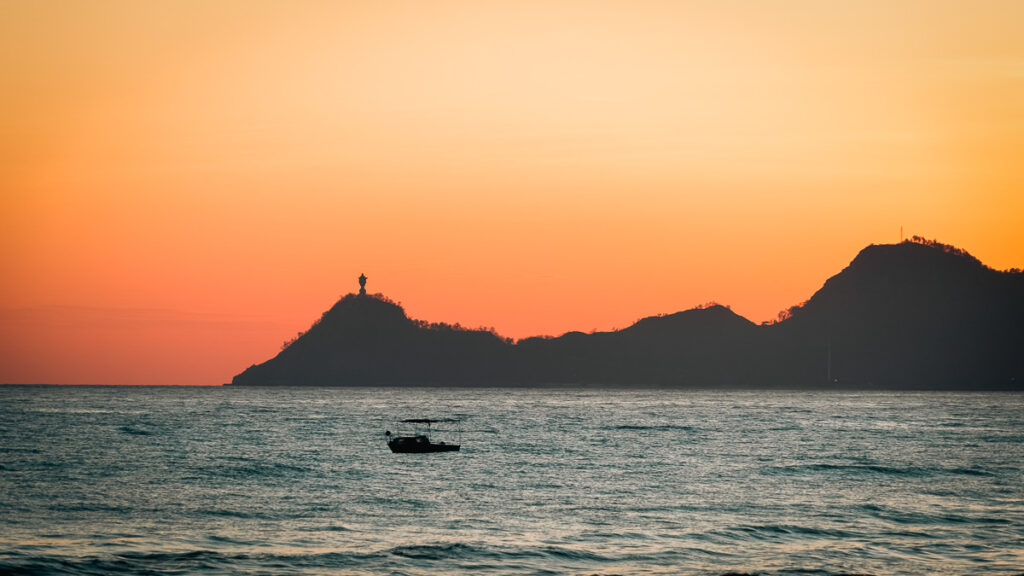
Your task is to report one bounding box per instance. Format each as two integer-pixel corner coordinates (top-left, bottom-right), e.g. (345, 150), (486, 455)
(385, 418), (461, 453)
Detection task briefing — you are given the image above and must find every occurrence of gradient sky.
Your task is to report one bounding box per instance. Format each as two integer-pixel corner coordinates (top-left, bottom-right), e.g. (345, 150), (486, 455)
(2, 1), (1022, 385)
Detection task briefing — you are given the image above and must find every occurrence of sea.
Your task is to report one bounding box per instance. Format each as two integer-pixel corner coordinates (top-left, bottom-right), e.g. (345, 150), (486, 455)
(1, 386), (1022, 576)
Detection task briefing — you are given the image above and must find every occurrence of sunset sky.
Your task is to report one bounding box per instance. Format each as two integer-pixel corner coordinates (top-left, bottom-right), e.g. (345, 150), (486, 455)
(2, 1), (1022, 385)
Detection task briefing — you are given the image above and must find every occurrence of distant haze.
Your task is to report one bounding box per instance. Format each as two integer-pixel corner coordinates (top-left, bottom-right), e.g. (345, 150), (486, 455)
(2, 1), (1022, 385)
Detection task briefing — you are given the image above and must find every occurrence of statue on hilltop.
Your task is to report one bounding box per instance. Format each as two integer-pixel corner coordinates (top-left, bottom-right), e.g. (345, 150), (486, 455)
(358, 273), (367, 295)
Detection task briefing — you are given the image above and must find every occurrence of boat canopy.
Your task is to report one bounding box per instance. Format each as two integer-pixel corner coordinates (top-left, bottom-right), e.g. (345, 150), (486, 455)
(400, 418), (458, 424)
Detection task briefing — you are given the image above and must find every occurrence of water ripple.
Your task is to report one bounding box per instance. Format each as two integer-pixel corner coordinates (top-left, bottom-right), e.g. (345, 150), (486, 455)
(1, 386), (1022, 576)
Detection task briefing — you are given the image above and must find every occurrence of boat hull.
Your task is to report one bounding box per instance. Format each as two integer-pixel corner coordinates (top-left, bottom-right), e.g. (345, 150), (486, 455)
(387, 437), (460, 453)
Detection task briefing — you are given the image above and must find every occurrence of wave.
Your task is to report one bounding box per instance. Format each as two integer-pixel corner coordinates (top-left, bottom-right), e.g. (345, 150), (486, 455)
(117, 425), (154, 436)
(199, 461), (313, 480)
(762, 463), (996, 478)
(297, 523), (351, 532)
(4, 545), (1020, 576)
(0, 550), (241, 576)
(947, 466), (996, 477)
(735, 523), (856, 540)
(857, 503), (1013, 526)
(386, 542), (612, 563)
(692, 524), (858, 546)
(388, 542), (483, 560)
(769, 463), (929, 477)
(0, 542), (632, 573)
(0, 447), (42, 454)
(49, 502), (133, 514)
(609, 424), (696, 432)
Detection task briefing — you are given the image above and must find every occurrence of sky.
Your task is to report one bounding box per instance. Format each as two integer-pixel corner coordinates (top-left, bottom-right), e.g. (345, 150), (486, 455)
(2, 0), (1022, 385)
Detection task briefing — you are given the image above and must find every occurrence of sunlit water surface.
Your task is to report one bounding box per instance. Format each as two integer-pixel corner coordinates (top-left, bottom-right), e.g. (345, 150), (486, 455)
(1, 386), (1022, 575)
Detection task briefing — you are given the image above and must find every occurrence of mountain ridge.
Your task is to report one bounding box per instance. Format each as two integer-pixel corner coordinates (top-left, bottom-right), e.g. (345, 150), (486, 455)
(230, 239), (1023, 389)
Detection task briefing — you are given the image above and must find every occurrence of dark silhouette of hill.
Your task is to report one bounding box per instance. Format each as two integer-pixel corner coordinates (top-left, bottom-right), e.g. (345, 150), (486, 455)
(514, 305), (761, 386)
(764, 240), (1024, 389)
(230, 240), (1023, 389)
(231, 294), (514, 386)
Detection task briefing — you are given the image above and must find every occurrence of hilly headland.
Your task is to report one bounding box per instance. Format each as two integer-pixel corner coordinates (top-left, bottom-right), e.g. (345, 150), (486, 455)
(230, 239), (1024, 389)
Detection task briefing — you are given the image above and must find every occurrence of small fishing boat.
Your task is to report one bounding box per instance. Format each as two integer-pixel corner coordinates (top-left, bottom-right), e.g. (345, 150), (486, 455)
(385, 418), (461, 453)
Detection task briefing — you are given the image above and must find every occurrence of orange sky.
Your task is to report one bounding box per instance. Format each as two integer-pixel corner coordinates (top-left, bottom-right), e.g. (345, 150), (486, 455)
(2, 1), (1022, 385)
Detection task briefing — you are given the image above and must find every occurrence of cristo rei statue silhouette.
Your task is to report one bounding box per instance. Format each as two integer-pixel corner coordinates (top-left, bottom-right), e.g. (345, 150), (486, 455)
(358, 273), (367, 296)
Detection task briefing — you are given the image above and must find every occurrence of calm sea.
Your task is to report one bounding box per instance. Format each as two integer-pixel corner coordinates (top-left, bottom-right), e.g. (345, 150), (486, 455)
(1, 386), (1022, 575)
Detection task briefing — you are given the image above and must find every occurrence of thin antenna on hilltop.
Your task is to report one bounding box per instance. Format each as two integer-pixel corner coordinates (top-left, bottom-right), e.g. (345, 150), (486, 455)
(827, 333), (833, 385)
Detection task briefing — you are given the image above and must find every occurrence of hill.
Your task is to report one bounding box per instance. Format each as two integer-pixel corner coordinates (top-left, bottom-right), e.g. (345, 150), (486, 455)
(765, 239), (1024, 388)
(230, 239), (1023, 389)
(231, 294), (513, 386)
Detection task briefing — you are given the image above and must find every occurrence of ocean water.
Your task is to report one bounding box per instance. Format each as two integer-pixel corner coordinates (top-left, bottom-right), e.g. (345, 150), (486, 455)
(1, 386), (1022, 576)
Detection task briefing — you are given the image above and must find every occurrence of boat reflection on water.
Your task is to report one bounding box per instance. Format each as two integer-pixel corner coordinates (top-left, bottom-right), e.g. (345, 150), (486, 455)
(385, 418), (461, 453)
